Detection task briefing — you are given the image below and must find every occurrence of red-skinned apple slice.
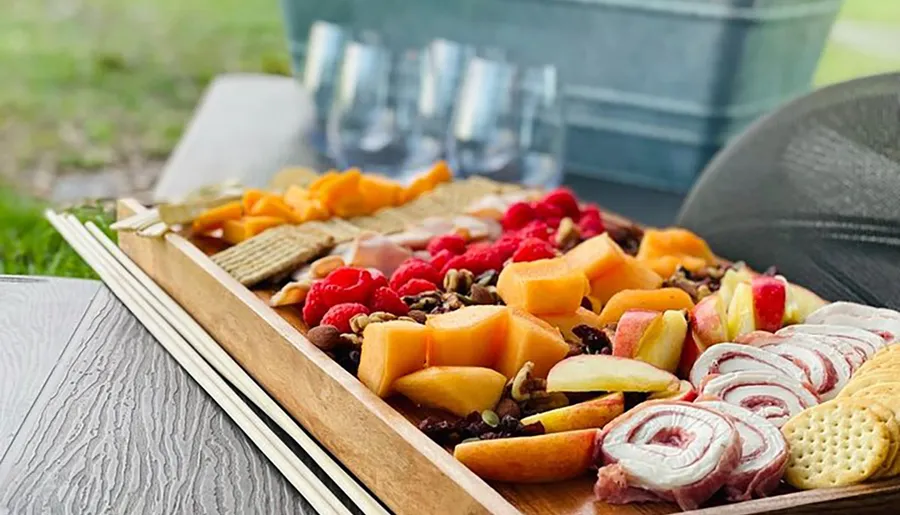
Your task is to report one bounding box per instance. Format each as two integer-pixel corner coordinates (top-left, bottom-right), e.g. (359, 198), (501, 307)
(690, 294), (728, 349)
(751, 276), (786, 332)
(546, 355), (680, 393)
(634, 310), (688, 373)
(613, 310), (662, 358)
(648, 379), (697, 402)
(677, 331), (703, 379)
(727, 282), (756, 340)
(717, 267), (754, 307)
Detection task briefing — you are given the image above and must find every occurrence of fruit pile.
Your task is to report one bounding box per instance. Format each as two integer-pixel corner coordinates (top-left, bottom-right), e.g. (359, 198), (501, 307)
(280, 177), (900, 510)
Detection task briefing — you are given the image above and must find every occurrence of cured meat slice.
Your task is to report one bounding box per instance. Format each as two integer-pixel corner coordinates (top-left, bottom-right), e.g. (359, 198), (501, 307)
(698, 371), (820, 427)
(695, 400), (788, 501)
(777, 324), (887, 353)
(748, 335), (850, 401)
(806, 302), (900, 343)
(741, 330), (864, 373)
(594, 401), (741, 511)
(688, 343), (807, 388)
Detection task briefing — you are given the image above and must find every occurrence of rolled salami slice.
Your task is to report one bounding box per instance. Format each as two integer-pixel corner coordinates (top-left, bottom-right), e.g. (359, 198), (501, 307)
(778, 324), (887, 353)
(806, 302), (900, 343)
(695, 400), (788, 501)
(698, 371), (820, 427)
(751, 336), (850, 401)
(595, 401), (741, 511)
(741, 330), (864, 373)
(688, 343), (808, 388)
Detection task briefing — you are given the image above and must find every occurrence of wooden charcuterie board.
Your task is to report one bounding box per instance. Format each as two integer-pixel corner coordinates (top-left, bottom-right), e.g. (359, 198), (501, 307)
(116, 198), (900, 515)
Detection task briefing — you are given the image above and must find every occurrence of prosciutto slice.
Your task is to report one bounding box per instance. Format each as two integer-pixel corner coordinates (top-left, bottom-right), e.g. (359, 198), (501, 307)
(740, 330), (864, 373)
(778, 324), (887, 353)
(695, 400), (788, 501)
(688, 343), (807, 388)
(805, 302), (900, 343)
(698, 371), (820, 427)
(594, 401), (741, 511)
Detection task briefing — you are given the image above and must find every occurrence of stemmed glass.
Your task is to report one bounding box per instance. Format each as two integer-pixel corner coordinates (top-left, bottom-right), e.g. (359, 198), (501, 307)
(448, 59), (565, 188)
(301, 21), (348, 154)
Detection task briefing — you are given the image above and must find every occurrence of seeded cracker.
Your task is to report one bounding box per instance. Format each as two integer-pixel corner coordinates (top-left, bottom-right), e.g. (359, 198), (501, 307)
(347, 209), (407, 234)
(212, 225), (333, 286)
(302, 219), (362, 243)
(782, 398), (891, 489)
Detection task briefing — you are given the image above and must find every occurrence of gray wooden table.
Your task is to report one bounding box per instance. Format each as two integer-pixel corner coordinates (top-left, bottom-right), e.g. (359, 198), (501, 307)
(0, 275), (356, 514)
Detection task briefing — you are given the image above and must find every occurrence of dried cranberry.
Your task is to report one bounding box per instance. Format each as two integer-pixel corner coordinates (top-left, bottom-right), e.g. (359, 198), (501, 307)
(572, 324), (613, 354)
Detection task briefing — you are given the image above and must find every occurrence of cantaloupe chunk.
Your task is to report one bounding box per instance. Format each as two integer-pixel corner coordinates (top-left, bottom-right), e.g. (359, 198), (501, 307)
(589, 255), (663, 305)
(563, 233), (627, 280)
(393, 366), (506, 417)
(540, 307), (604, 342)
(636, 228), (716, 262)
(221, 216), (285, 244)
(426, 305), (508, 367)
(597, 288), (695, 326)
(496, 308), (569, 378)
(319, 169), (370, 218)
(358, 320), (429, 397)
(249, 195), (301, 223)
(191, 201), (243, 234)
(497, 258), (589, 316)
(294, 198), (330, 222)
(307, 170), (340, 194)
(241, 189), (267, 213)
(641, 255), (708, 278)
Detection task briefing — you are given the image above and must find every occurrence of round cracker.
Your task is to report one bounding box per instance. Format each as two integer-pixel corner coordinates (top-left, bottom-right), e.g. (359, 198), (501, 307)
(845, 384), (900, 478)
(840, 377), (900, 399)
(854, 358), (900, 379)
(782, 398), (891, 489)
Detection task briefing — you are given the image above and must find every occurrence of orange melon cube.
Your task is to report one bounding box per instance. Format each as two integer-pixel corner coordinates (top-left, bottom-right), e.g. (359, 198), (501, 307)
(563, 233), (627, 280)
(497, 258), (589, 315)
(393, 366), (507, 417)
(540, 307), (604, 342)
(282, 185), (311, 211)
(307, 170), (340, 194)
(589, 255), (663, 305)
(221, 216), (285, 244)
(636, 228), (716, 263)
(426, 305), (508, 367)
(424, 160), (452, 185)
(191, 200), (243, 234)
(496, 308), (569, 378)
(597, 288), (695, 326)
(641, 255), (709, 278)
(241, 189), (267, 213)
(295, 198), (330, 222)
(358, 320), (429, 397)
(249, 195), (301, 223)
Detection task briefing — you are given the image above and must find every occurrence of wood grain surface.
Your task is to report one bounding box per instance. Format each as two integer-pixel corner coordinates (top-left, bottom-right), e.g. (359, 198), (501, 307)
(0, 282), (321, 515)
(0, 276), (100, 455)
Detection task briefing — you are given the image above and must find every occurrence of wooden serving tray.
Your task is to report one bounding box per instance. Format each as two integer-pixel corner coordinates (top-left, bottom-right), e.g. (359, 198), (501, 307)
(117, 198), (900, 515)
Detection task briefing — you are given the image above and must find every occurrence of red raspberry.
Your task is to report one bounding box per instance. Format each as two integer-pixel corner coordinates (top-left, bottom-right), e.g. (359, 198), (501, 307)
(389, 259), (441, 291)
(322, 266), (379, 305)
(302, 281), (337, 326)
(512, 238), (558, 262)
(441, 246), (505, 277)
(369, 286), (409, 316)
(320, 303), (370, 333)
(492, 234), (522, 261)
(517, 220), (553, 241)
(534, 200), (564, 222)
(542, 188), (580, 219)
(397, 279), (439, 296)
(465, 241), (492, 253)
(426, 234), (467, 256)
(501, 201), (537, 231)
(578, 206), (604, 239)
(368, 269), (389, 290)
(429, 249), (455, 273)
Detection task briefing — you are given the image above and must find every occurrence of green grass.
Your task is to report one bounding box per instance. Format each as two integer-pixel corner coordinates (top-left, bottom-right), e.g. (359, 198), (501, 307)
(0, 188), (114, 278)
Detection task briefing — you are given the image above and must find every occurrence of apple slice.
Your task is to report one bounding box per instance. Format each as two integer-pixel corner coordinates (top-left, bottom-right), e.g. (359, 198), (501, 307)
(633, 310), (688, 373)
(727, 282), (756, 340)
(520, 392), (624, 433)
(454, 429), (597, 483)
(546, 355), (679, 393)
(690, 294), (728, 349)
(783, 279), (828, 324)
(677, 331), (703, 379)
(717, 267), (754, 307)
(752, 276), (786, 332)
(648, 379), (697, 402)
(613, 310), (662, 358)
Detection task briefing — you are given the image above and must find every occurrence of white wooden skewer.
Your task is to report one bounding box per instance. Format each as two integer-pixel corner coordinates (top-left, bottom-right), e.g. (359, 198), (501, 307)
(81, 221), (387, 515)
(46, 211), (352, 515)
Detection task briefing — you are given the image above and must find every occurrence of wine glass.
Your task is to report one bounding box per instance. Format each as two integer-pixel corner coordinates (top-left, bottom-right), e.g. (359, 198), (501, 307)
(301, 21), (348, 154)
(448, 59), (565, 188)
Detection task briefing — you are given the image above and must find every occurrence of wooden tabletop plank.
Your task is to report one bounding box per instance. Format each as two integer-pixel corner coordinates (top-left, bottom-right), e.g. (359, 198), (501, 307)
(0, 276), (100, 455)
(0, 284), (317, 514)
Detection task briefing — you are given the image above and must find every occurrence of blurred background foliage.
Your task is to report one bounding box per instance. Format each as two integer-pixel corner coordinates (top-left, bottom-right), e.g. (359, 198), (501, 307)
(0, 0), (898, 277)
